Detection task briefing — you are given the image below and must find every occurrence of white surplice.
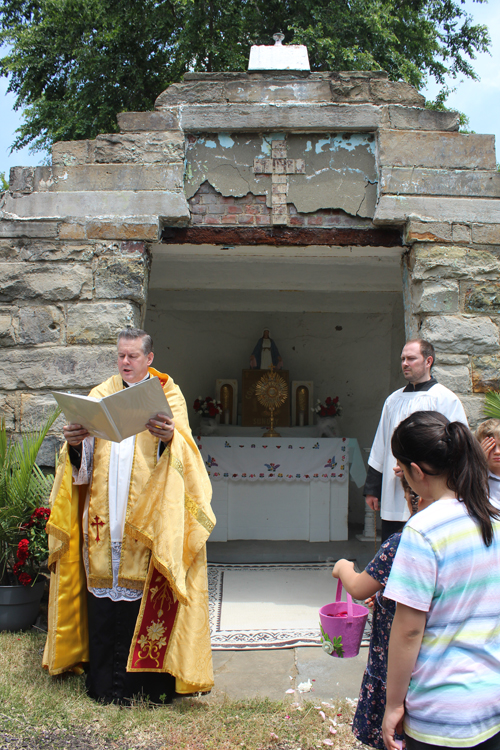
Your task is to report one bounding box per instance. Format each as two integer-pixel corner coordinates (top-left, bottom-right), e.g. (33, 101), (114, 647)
(368, 383), (468, 522)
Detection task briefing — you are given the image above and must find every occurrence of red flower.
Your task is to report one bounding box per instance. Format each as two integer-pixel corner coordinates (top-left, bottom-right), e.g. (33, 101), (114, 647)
(17, 572), (33, 587)
(17, 539), (30, 563)
(13, 562), (22, 574)
(208, 404), (217, 417)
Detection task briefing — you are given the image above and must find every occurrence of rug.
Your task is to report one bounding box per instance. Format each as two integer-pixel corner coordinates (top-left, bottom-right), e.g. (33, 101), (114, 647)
(208, 562), (371, 650)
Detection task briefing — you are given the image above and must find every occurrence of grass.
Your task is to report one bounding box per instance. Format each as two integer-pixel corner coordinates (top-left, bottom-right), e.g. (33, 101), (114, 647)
(0, 631), (367, 750)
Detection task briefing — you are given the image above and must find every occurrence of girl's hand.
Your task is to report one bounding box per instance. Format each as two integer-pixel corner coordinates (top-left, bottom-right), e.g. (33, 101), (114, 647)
(382, 704), (405, 750)
(332, 559), (354, 579)
(481, 436), (496, 458)
(365, 594), (376, 609)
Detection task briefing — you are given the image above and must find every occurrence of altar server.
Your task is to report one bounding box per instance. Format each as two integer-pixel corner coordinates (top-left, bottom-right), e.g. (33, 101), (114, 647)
(364, 339), (467, 542)
(43, 328), (215, 704)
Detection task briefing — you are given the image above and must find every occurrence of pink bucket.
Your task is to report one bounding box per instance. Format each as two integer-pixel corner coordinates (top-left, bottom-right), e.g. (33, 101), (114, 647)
(319, 579), (369, 658)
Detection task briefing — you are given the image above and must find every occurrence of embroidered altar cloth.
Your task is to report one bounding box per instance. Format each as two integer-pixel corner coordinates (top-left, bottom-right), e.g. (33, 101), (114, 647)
(197, 437), (349, 483)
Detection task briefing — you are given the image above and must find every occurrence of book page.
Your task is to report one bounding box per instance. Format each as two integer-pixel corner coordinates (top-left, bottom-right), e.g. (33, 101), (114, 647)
(100, 376), (173, 441)
(52, 391), (119, 441)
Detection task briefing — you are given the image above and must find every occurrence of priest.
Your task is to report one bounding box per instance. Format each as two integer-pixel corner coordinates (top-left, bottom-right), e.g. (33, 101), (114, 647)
(43, 328), (215, 704)
(364, 339), (467, 542)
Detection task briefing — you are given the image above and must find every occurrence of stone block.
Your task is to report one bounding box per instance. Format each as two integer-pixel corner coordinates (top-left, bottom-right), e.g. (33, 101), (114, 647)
(86, 218), (160, 241)
(452, 224), (471, 244)
(464, 282), (500, 313)
(36, 435), (64, 468)
(17, 305), (64, 345)
(34, 164), (184, 192)
(0, 221), (59, 239)
(0, 346), (117, 390)
(58, 222), (87, 240)
(411, 245), (500, 281)
(432, 364), (470, 393)
(20, 393), (66, 434)
(155, 82), (226, 106)
(9, 167), (34, 194)
(179, 103), (387, 132)
(0, 393), (16, 430)
(387, 106), (459, 132)
(472, 224), (500, 245)
(117, 110), (180, 131)
(377, 131), (496, 170)
(471, 355), (500, 393)
(369, 80), (425, 106)
(412, 280), (459, 313)
(405, 220), (452, 244)
(2, 190), (190, 222)
(329, 80), (372, 102)
(95, 256), (148, 303)
(420, 314), (499, 354)
(15, 240), (95, 262)
(0, 308), (16, 346)
(459, 394), (485, 430)
(0, 262), (92, 302)
(379, 167), (500, 198)
(67, 301), (141, 344)
(93, 133), (184, 163)
(435, 353), (469, 365)
(374, 196), (500, 227)
(225, 79), (332, 103)
(52, 140), (95, 166)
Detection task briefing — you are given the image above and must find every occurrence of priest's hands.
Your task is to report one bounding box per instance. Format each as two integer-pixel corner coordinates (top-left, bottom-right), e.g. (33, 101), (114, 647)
(147, 412), (175, 443)
(63, 423), (90, 446)
(366, 495), (380, 511)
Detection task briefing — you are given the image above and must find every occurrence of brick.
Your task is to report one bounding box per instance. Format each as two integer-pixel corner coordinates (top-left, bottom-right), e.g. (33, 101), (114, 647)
(204, 216), (221, 224)
(238, 215), (254, 224)
(221, 215), (238, 224)
(227, 206), (243, 214)
(307, 216), (323, 225)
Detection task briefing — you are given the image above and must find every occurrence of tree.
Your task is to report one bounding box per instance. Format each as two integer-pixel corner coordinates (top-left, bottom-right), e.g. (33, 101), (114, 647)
(0, 0), (491, 154)
(0, 172), (8, 191)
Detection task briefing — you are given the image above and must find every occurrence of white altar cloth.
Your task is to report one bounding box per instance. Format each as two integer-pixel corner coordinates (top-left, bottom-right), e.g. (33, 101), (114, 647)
(200, 437), (365, 543)
(196, 437), (349, 483)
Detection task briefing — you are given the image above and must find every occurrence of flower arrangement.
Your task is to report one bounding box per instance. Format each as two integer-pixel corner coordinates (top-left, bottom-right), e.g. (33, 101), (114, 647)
(313, 396), (342, 418)
(0, 412), (58, 587)
(193, 396), (223, 418)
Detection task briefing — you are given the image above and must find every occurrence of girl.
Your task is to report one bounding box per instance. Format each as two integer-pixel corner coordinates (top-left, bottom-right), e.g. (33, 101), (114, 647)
(382, 411), (500, 750)
(332, 478), (425, 749)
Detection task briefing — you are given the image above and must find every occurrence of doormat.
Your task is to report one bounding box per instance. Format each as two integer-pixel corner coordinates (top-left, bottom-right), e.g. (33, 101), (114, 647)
(208, 562), (371, 650)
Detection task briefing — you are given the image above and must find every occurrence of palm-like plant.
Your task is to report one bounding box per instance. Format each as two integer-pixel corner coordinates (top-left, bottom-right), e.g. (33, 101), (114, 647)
(484, 392), (500, 420)
(0, 411), (59, 586)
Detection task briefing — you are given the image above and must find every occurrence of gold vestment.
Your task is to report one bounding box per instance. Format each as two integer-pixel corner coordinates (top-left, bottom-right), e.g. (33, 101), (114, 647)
(43, 368), (215, 694)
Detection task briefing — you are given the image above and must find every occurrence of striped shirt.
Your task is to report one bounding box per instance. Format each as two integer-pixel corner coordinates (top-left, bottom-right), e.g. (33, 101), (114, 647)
(384, 497), (500, 747)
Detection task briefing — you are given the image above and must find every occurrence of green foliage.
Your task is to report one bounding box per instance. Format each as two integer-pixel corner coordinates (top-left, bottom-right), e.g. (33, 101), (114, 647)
(320, 623), (345, 657)
(484, 391), (500, 420)
(0, 0), (491, 154)
(0, 171), (8, 191)
(0, 412), (58, 585)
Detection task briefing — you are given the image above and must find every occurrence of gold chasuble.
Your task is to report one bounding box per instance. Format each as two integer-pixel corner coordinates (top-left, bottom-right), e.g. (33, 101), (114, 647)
(43, 368), (216, 694)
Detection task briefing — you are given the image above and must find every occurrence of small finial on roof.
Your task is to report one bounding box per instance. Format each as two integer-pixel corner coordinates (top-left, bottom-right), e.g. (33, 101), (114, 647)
(273, 33), (285, 46)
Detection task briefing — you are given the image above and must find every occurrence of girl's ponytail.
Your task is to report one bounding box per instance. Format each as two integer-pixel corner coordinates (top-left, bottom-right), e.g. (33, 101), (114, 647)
(391, 411), (499, 546)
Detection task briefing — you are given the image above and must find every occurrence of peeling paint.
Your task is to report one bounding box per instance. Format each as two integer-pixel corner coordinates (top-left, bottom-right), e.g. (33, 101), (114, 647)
(185, 132), (377, 218)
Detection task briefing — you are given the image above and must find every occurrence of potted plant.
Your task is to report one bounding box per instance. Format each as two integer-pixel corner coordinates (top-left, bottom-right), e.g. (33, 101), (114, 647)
(0, 411), (58, 631)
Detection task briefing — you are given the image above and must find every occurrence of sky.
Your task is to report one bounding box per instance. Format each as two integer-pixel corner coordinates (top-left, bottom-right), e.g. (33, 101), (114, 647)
(0, 0), (499, 179)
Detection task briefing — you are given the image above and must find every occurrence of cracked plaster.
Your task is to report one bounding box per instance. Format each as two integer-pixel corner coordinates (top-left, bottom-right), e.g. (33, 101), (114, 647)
(185, 133), (377, 218)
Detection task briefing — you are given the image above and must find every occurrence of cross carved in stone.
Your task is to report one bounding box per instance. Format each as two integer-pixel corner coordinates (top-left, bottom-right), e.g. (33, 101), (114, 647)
(91, 515), (104, 542)
(253, 139), (306, 225)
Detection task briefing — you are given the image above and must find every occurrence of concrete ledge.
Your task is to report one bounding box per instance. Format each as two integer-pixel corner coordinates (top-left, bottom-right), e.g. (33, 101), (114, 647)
(1, 190), (190, 222)
(380, 167), (500, 198)
(117, 110), (180, 131)
(179, 103), (388, 132)
(378, 130), (496, 170)
(387, 106), (459, 132)
(374, 196), (500, 226)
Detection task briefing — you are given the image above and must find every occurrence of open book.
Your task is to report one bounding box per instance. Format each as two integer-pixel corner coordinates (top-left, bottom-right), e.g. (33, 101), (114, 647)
(52, 376), (173, 443)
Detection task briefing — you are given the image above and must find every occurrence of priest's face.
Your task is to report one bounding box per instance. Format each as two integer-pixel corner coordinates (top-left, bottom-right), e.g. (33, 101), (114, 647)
(401, 342), (432, 384)
(117, 337), (154, 383)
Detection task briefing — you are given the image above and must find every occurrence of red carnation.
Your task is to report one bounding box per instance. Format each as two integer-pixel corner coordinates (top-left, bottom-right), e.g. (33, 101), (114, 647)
(17, 539), (30, 563)
(18, 572), (33, 587)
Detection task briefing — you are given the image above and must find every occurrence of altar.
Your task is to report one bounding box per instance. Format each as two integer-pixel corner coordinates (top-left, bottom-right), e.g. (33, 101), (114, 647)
(196, 431), (366, 542)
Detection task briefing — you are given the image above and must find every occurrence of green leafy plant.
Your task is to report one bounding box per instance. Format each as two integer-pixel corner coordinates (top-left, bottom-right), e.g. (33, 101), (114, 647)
(484, 391), (500, 419)
(320, 624), (344, 658)
(0, 412), (59, 586)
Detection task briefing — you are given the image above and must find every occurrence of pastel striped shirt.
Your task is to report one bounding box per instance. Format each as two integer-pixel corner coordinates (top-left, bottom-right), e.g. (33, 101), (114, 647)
(384, 497), (500, 747)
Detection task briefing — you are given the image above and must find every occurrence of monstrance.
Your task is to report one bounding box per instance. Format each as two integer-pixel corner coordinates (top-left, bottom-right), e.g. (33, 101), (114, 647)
(255, 367), (288, 437)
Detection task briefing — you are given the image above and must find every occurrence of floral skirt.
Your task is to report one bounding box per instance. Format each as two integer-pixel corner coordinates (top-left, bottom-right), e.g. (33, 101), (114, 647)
(352, 670), (405, 750)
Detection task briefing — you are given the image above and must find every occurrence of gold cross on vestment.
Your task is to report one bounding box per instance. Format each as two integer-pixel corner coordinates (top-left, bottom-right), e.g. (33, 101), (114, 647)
(253, 139), (306, 225)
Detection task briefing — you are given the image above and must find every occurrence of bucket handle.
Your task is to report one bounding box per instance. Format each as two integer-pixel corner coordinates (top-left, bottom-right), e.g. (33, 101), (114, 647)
(335, 578), (354, 620)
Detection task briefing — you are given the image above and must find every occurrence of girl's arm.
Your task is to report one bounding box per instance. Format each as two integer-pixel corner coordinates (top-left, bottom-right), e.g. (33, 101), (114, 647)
(332, 559), (383, 600)
(382, 602), (426, 750)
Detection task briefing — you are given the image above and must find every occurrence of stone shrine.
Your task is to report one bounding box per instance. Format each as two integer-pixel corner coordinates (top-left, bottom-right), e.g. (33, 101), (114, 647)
(1, 42), (500, 534)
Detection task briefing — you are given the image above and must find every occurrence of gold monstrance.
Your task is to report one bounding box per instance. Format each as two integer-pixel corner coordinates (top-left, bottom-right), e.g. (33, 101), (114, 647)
(255, 367), (288, 438)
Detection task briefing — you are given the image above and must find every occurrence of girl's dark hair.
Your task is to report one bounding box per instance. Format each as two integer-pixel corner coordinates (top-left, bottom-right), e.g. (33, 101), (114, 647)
(391, 411), (500, 546)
